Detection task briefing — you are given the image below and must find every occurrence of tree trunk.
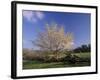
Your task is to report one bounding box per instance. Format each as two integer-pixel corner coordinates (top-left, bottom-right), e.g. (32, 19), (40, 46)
(54, 50), (59, 61)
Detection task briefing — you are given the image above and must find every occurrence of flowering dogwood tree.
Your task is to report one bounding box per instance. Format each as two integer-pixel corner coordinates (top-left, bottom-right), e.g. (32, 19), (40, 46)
(32, 23), (74, 60)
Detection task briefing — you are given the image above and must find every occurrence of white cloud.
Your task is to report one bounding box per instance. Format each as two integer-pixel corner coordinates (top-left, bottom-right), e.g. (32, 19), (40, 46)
(23, 10), (44, 23)
(36, 11), (44, 20)
(23, 11), (33, 22)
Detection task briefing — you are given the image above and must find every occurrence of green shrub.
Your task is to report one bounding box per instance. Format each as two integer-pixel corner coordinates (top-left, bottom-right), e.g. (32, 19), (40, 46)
(63, 54), (82, 64)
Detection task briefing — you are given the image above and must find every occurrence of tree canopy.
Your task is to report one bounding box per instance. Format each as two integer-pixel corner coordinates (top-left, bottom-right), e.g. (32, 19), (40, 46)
(32, 23), (74, 54)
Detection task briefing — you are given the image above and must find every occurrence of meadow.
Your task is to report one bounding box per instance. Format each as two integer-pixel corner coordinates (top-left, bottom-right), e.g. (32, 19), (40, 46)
(23, 52), (91, 69)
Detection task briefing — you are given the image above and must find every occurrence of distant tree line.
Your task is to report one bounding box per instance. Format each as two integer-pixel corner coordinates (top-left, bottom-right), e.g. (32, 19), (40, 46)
(73, 44), (91, 53)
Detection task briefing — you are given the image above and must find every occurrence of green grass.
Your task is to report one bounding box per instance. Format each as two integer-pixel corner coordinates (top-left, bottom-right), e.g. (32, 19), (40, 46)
(23, 61), (90, 69)
(23, 52), (91, 69)
(72, 52), (90, 59)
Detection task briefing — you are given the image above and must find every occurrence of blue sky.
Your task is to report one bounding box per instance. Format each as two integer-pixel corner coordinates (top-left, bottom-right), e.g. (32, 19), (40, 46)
(22, 10), (90, 49)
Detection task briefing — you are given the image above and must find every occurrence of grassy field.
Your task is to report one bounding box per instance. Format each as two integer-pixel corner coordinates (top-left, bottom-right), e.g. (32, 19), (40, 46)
(23, 52), (91, 69)
(72, 52), (90, 58)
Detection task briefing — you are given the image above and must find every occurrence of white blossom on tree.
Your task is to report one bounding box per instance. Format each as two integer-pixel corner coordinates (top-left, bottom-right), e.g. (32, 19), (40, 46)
(32, 23), (74, 54)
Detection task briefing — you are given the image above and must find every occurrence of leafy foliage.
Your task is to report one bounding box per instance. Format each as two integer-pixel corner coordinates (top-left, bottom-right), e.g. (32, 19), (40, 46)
(73, 44), (91, 53)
